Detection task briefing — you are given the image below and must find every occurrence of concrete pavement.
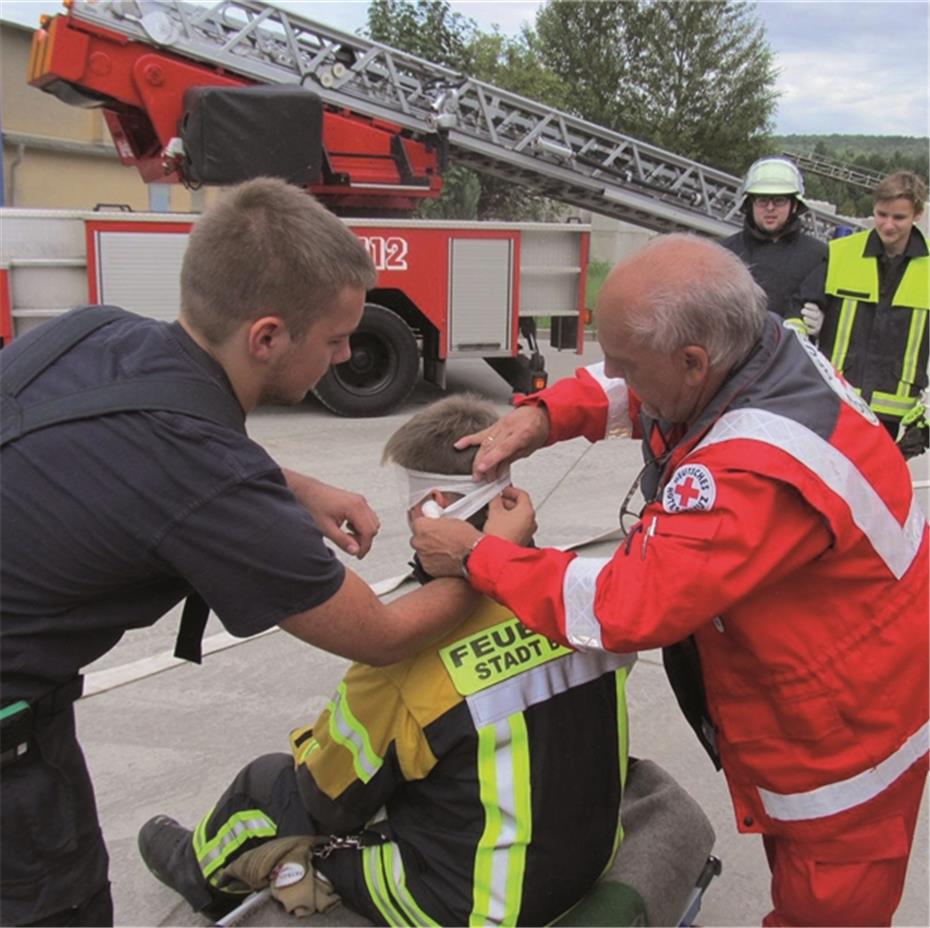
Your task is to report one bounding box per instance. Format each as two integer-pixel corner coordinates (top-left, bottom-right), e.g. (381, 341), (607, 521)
(75, 341), (929, 926)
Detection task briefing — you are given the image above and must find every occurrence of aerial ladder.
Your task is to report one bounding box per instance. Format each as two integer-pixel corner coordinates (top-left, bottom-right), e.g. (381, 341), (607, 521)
(12, 0), (863, 416)
(781, 150), (885, 192)
(28, 0), (859, 240)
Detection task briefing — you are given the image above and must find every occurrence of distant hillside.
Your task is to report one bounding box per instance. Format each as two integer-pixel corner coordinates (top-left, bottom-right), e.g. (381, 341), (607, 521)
(773, 135), (929, 215)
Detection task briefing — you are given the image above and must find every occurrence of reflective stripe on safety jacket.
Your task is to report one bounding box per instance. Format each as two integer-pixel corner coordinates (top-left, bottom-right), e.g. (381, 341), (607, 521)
(824, 229), (929, 422)
(494, 315), (930, 841)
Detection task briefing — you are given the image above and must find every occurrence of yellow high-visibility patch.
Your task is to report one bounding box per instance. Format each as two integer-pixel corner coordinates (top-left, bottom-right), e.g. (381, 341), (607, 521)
(439, 618), (570, 695)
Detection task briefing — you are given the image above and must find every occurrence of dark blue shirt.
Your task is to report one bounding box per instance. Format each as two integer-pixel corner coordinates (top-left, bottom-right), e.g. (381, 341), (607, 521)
(1, 312), (345, 701)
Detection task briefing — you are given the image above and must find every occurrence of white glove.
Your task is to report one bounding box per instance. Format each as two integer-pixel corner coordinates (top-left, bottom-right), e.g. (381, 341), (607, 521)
(801, 303), (824, 338)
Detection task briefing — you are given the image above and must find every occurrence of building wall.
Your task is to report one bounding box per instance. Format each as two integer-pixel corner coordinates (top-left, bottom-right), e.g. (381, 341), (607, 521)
(1, 18), (207, 212)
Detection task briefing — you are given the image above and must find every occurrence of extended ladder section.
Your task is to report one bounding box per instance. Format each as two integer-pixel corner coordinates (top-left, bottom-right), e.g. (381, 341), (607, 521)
(782, 151), (884, 192)
(67, 0), (857, 239)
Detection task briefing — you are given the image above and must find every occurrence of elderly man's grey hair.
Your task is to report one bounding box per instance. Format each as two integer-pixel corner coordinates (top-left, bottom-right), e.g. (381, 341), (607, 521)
(623, 233), (768, 371)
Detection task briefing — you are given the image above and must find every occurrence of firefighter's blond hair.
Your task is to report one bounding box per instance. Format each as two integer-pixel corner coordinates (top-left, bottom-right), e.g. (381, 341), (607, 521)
(382, 394), (498, 475)
(180, 177), (376, 344)
(873, 171), (926, 216)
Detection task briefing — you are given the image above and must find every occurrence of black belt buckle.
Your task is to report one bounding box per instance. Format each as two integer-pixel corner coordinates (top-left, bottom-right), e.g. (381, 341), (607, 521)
(1, 700), (33, 766)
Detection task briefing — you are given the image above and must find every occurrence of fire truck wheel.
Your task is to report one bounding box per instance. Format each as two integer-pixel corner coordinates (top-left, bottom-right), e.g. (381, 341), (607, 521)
(312, 303), (419, 417)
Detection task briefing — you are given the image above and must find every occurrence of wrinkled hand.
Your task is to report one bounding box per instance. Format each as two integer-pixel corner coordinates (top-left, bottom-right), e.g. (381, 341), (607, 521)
(454, 405), (551, 480)
(410, 487), (537, 578)
(410, 516), (483, 579)
(283, 469), (380, 558)
(801, 302), (824, 338)
(484, 487), (537, 546)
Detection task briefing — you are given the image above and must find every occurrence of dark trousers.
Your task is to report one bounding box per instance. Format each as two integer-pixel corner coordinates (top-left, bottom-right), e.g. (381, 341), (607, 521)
(193, 753), (386, 925)
(0, 708), (111, 927)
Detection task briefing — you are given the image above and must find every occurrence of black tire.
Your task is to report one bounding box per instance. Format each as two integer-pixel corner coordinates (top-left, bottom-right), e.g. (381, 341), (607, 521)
(313, 303), (419, 417)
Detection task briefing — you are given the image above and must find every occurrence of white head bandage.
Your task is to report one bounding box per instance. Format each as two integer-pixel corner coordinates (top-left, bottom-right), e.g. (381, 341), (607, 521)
(403, 466), (511, 522)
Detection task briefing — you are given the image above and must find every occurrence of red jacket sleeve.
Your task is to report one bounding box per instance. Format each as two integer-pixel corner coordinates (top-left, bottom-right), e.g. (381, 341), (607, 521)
(515, 367), (612, 444)
(468, 467), (832, 651)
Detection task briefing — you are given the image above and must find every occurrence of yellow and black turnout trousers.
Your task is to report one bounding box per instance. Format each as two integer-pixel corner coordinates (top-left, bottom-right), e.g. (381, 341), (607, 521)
(190, 599), (634, 926)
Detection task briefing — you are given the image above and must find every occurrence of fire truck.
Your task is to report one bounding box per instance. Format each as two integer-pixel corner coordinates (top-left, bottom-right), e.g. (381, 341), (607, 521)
(1, 0), (861, 415)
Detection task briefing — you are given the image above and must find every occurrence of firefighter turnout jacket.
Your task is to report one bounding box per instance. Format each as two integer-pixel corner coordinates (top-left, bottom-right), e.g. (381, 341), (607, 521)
(288, 598), (635, 926)
(466, 314), (929, 843)
(818, 227), (929, 427)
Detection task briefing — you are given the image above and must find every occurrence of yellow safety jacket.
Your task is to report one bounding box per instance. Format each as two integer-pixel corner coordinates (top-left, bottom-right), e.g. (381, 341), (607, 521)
(290, 598), (635, 927)
(821, 228), (929, 423)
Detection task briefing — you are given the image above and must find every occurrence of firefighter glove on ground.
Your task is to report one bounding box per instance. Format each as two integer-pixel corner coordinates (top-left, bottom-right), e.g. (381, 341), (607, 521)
(223, 835), (340, 916)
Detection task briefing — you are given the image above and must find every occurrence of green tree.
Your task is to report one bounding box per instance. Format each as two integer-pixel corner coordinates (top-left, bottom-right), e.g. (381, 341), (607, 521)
(534, 0), (779, 174)
(366, 2), (568, 220)
(365, 0), (478, 71)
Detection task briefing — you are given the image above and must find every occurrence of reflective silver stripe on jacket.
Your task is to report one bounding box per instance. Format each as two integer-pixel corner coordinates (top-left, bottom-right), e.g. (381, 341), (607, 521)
(465, 645), (635, 729)
(585, 363), (632, 437)
(759, 722), (930, 821)
(698, 408), (926, 579)
(562, 556), (612, 651)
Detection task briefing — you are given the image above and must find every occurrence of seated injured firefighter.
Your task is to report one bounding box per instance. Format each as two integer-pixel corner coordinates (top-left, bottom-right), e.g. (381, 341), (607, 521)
(136, 395), (714, 927)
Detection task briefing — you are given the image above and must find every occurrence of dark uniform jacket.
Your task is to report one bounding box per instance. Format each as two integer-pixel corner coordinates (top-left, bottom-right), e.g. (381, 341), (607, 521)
(721, 214), (827, 324)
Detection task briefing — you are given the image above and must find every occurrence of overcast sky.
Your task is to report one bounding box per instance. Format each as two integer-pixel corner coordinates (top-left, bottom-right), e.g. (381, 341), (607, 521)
(2, 0), (927, 137)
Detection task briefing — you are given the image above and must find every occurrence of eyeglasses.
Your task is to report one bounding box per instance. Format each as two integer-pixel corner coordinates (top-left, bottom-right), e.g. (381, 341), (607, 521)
(618, 450), (672, 536)
(752, 195), (791, 208)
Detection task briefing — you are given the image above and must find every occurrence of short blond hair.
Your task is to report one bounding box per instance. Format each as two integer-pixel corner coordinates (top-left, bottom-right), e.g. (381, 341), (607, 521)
(180, 177), (376, 344)
(382, 394), (498, 474)
(873, 171), (927, 215)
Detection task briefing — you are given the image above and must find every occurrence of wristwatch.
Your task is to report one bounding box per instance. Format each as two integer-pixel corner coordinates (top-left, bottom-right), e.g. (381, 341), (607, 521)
(461, 536), (485, 581)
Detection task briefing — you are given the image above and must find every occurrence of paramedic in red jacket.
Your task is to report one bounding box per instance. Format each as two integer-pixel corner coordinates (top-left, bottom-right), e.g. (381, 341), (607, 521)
(411, 234), (929, 927)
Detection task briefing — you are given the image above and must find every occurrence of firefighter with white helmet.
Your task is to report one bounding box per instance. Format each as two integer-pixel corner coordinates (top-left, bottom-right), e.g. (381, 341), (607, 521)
(722, 157), (827, 338)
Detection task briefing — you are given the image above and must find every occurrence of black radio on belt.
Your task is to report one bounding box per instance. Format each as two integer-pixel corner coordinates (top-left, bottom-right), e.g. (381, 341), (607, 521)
(0, 700), (33, 766)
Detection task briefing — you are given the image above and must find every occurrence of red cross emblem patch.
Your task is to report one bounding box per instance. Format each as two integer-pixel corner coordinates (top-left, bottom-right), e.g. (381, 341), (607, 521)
(662, 464), (717, 513)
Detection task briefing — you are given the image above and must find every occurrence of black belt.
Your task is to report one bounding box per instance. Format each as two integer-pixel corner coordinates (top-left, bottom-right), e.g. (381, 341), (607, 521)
(0, 676), (84, 767)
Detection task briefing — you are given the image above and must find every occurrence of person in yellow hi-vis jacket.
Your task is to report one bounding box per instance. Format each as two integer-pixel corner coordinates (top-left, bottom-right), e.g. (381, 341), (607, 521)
(137, 396), (662, 926)
(804, 170), (928, 454)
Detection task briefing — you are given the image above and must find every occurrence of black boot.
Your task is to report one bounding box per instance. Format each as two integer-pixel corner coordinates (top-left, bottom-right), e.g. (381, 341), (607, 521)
(137, 815), (242, 919)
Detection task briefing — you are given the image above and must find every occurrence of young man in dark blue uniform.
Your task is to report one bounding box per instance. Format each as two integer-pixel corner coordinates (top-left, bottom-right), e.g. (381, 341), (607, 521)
(0, 179), (503, 927)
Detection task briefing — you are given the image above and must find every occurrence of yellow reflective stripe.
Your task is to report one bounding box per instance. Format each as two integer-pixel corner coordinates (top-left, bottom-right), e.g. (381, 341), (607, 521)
(379, 843), (439, 927)
(900, 308), (928, 390)
(601, 668), (629, 876)
(829, 297), (858, 371)
(616, 667), (630, 790)
(783, 316), (806, 335)
(362, 844), (407, 926)
(328, 681), (382, 783)
(471, 725), (501, 926)
(195, 809), (277, 883)
(870, 392), (919, 418)
(471, 716), (531, 926)
(295, 736), (320, 765)
(502, 715), (531, 926)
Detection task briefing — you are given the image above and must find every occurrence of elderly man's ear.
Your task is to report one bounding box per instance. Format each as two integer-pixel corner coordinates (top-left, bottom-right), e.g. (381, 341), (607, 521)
(682, 345), (710, 384)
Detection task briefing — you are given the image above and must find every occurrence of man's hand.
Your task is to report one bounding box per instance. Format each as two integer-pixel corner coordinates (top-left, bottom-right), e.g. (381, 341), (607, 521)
(484, 487), (537, 546)
(454, 405), (551, 479)
(410, 517), (483, 579)
(411, 487), (537, 578)
(283, 469), (380, 558)
(801, 302), (824, 338)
